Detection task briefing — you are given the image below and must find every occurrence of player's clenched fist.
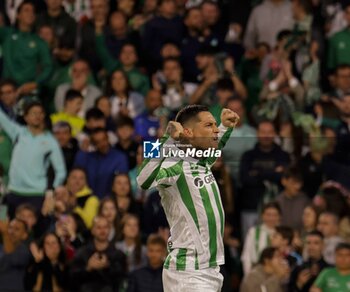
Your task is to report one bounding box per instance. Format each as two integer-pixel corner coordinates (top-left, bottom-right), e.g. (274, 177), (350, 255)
(166, 121), (184, 140)
(221, 108), (240, 128)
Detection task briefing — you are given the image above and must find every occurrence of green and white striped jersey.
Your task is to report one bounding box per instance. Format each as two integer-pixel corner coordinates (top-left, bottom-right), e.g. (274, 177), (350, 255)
(137, 124), (233, 271)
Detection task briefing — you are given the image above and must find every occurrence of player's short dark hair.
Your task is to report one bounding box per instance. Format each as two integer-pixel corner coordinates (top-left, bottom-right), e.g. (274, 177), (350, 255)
(282, 166), (303, 182)
(259, 247), (278, 265)
(116, 116), (134, 129)
(147, 234), (167, 249)
(216, 78), (234, 92)
(85, 108), (105, 121)
(275, 226), (294, 245)
(261, 201), (282, 215)
(175, 105), (209, 125)
(336, 242), (350, 252)
(64, 89), (83, 104)
(306, 230), (324, 240)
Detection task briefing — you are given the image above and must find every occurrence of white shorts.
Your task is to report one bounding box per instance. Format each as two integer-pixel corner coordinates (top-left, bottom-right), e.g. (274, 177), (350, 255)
(162, 266), (223, 292)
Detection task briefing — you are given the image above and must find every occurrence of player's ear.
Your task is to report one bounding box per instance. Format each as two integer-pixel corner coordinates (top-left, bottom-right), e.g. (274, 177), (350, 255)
(182, 127), (193, 138)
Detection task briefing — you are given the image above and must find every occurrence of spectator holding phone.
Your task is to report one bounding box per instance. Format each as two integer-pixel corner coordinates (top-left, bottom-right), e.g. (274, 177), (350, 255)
(289, 231), (330, 292)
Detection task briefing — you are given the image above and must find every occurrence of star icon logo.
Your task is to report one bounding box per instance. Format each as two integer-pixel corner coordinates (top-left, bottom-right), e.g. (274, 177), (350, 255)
(143, 139), (162, 158)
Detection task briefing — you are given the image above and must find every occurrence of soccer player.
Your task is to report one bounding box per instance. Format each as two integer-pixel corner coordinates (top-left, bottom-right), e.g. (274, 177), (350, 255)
(137, 105), (239, 291)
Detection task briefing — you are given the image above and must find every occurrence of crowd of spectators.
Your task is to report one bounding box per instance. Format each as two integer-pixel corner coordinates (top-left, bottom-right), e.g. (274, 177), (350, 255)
(0, 0), (350, 291)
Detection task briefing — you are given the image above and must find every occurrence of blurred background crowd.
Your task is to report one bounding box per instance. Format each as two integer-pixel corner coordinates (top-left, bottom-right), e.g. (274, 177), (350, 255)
(0, 0), (350, 291)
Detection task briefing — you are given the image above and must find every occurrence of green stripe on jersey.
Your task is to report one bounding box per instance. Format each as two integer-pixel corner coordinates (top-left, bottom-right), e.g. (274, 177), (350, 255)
(198, 185), (217, 267)
(211, 183), (224, 237)
(177, 172), (201, 232)
(176, 248), (187, 270)
(164, 253), (171, 269)
(141, 158), (165, 189)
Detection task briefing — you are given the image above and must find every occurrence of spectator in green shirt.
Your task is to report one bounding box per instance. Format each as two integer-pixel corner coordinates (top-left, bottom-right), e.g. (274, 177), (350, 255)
(311, 243), (350, 292)
(327, 3), (350, 70)
(0, 1), (53, 95)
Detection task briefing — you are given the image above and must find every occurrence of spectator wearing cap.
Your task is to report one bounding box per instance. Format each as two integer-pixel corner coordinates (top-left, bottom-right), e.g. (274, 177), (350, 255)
(0, 101), (66, 218)
(244, 0), (294, 50)
(51, 89), (85, 137)
(327, 2), (350, 70)
(36, 0), (77, 49)
(52, 121), (79, 173)
(0, 1), (53, 95)
(74, 128), (129, 198)
(54, 59), (102, 117)
(0, 218), (31, 291)
(141, 0), (183, 72)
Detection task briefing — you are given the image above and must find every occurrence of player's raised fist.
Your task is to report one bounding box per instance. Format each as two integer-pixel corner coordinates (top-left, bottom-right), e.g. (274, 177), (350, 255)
(166, 121), (183, 140)
(221, 108), (240, 128)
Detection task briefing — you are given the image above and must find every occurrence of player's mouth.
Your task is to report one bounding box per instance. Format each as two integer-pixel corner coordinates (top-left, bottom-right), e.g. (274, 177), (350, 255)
(213, 137), (218, 141)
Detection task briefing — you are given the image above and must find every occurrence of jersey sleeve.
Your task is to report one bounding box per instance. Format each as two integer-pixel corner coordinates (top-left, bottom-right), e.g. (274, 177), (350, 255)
(137, 134), (175, 190)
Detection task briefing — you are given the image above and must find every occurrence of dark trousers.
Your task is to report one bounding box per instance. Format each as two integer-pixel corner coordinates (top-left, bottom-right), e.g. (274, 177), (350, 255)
(5, 193), (44, 219)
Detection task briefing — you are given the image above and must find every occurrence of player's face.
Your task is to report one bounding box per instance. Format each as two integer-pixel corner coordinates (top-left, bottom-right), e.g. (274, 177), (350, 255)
(188, 111), (219, 150)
